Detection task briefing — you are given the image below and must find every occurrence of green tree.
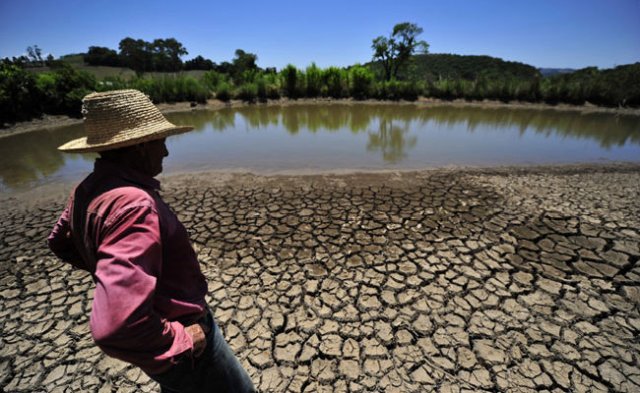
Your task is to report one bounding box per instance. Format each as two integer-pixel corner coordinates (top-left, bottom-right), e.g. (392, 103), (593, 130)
(119, 38), (152, 74)
(231, 49), (259, 84)
(305, 63), (322, 97)
(184, 55), (215, 70)
(349, 65), (374, 99)
(118, 37), (187, 73)
(0, 62), (41, 123)
(281, 64), (300, 98)
(26, 45), (44, 66)
(151, 38), (187, 72)
(85, 46), (121, 67)
(372, 22), (429, 81)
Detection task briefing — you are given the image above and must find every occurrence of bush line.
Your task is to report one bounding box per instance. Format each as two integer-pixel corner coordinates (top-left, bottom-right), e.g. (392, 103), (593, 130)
(2, 61), (639, 125)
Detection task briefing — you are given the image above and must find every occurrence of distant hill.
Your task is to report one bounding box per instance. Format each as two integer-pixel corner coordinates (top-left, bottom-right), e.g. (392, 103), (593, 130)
(59, 54), (85, 65)
(539, 68), (576, 77)
(367, 53), (541, 81)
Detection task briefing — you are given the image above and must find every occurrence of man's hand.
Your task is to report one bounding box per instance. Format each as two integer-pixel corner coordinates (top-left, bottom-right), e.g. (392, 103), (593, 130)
(185, 323), (207, 357)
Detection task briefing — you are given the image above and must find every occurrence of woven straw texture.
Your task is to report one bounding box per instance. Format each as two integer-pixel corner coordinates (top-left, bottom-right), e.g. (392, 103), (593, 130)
(58, 89), (193, 153)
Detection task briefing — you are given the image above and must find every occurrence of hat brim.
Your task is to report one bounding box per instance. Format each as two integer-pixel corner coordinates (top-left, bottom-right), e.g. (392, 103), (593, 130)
(58, 125), (194, 153)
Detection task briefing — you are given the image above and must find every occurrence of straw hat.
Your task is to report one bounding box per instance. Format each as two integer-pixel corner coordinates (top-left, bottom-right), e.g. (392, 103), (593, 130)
(58, 89), (193, 153)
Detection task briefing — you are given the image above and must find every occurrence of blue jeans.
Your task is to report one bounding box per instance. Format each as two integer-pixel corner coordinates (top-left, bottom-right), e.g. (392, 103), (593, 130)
(149, 314), (255, 393)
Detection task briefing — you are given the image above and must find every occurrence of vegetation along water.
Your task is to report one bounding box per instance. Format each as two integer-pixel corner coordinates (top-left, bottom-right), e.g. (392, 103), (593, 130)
(2, 22), (639, 127)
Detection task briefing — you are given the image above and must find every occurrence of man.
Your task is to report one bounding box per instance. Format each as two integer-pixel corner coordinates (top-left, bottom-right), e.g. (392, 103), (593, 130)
(48, 89), (255, 392)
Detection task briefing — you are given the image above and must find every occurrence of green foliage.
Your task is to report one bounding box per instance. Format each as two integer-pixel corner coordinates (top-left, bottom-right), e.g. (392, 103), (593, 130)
(0, 61), (96, 124)
(305, 63), (322, 98)
(416, 62), (639, 107)
(375, 80), (420, 101)
(0, 62), (41, 123)
(372, 22), (429, 81)
(256, 78), (268, 102)
(349, 65), (375, 99)
(253, 73), (280, 102)
(3, 48), (639, 126)
(47, 63), (96, 115)
(118, 37), (188, 74)
(539, 64), (640, 107)
(265, 76), (281, 100)
(202, 70), (226, 91)
(281, 64), (300, 99)
(231, 49), (259, 84)
(323, 67), (348, 98)
(391, 53), (540, 82)
(184, 55), (215, 71)
(215, 82), (232, 102)
(85, 46), (121, 67)
(236, 82), (258, 103)
(99, 74), (209, 104)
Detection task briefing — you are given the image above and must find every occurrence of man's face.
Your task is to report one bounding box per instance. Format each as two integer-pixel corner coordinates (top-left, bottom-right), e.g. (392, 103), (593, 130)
(137, 138), (169, 177)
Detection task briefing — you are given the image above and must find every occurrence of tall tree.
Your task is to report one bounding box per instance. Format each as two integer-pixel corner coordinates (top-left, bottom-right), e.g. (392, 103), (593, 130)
(184, 55), (215, 70)
(118, 37), (187, 73)
(152, 38), (188, 72)
(26, 45), (44, 66)
(119, 38), (151, 74)
(231, 49), (258, 83)
(85, 46), (120, 67)
(372, 22), (429, 81)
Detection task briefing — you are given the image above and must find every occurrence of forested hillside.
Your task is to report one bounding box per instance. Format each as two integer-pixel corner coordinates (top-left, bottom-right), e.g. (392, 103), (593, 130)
(372, 53), (541, 81)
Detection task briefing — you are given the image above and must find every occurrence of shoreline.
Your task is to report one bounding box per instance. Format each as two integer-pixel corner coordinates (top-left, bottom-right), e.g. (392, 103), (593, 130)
(4, 162), (640, 205)
(2, 97), (639, 139)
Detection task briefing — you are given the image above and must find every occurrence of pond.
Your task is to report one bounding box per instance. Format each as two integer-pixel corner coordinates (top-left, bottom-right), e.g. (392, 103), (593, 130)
(1, 103), (639, 193)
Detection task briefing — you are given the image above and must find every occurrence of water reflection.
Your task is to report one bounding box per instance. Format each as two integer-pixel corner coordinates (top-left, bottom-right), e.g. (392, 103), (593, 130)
(0, 123), (93, 190)
(1, 104), (639, 192)
(367, 119), (417, 163)
(168, 104), (640, 149)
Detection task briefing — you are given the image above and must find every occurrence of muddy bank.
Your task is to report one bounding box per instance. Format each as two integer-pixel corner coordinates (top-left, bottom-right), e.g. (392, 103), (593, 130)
(3, 97), (639, 139)
(1, 164), (639, 392)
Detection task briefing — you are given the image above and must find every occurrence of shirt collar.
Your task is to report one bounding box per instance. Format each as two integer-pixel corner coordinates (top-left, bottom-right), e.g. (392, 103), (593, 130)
(94, 158), (161, 191)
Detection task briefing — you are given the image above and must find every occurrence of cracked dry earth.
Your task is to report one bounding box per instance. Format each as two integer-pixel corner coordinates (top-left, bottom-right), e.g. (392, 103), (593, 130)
(1, 165), (640, 393)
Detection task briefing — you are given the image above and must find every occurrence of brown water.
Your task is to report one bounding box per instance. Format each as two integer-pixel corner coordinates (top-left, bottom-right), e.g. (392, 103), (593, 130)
(1, 103), (639, 193)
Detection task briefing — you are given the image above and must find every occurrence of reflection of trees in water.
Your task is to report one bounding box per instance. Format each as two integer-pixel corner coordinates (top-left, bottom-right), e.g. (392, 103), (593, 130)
(366, 119), (417, 163)
(166, 110), (236, 132)
(0, 124), (93, 189)
(4, 104), (638, 190)
(203, 104), (640, 150)
(168, 103), (640, 161)
(426, 106), (640, 149)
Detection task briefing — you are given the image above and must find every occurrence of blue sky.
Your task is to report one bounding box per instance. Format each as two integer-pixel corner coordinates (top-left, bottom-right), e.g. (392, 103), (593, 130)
(1, 0), (638, 70)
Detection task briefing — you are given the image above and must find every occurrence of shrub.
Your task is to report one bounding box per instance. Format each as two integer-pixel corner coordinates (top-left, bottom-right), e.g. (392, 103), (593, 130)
(48, 63), (96, 116)
(266, 82), (281, 100)
(323, 67), (347, 98)
(376, 80), (420, 101)
(202, 70), (225, 91)
(305, 63), (322, 98)
(126, 75), (210, 104)
(216, 82), (232, 102)
(349, 65), (375, 99)
(281, 64), (300, 99)
(236, 82), (258, 103)
(0, 62), (42, 123)
(256, 78), (268, 102)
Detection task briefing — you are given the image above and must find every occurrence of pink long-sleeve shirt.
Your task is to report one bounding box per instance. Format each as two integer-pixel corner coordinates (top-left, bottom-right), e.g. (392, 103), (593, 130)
(48, 159), (208, 374)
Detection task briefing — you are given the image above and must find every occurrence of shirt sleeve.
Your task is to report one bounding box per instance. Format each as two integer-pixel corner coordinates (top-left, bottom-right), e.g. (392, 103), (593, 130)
(89, 203), (194, 374)
(48, 203), (86, 271)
